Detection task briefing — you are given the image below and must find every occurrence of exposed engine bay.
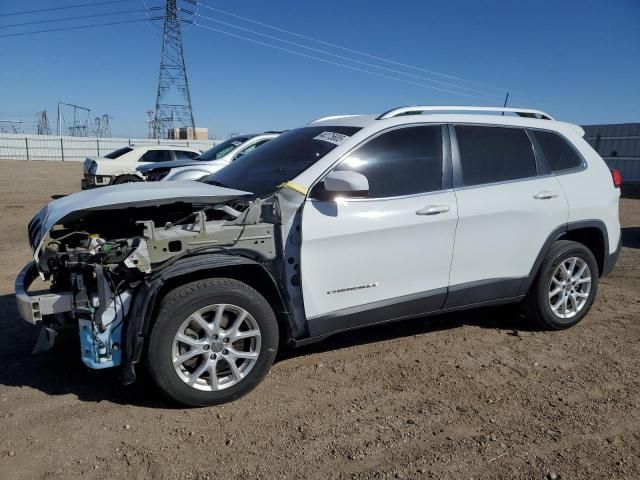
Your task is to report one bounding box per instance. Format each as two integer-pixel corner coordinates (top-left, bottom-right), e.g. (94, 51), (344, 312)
(21, 183), (288, 374)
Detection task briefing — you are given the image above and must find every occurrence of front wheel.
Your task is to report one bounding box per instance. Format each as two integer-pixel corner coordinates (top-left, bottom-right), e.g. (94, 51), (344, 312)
(524, 240), (599, 330)
(112, 174), (141, 185)
(146, 279), (279, 406)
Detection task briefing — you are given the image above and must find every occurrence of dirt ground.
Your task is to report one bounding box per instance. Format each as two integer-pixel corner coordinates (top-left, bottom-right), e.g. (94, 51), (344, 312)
(0, 160), (638, 480)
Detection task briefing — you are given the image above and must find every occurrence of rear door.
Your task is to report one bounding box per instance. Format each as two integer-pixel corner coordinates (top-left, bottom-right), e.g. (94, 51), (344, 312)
(300, 125), (458, 334)
(445, 124), (568, 307)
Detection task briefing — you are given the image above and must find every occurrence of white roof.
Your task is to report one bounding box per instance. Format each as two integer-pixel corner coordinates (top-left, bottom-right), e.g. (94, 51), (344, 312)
(130, 145), (201, 152)
(308, 106), (585, 137)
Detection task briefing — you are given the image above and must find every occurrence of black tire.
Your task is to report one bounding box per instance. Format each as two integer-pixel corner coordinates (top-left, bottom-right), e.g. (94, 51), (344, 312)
(523, 240), (599, 330)
(146, 278), (279, 407)
(112, 174), (141, 185)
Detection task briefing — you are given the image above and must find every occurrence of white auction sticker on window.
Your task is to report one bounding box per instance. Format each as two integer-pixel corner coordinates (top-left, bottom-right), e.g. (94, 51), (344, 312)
(313, 131), (350, 146)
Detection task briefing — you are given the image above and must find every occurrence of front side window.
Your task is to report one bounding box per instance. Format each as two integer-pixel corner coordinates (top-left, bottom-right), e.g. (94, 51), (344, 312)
(532, 130), (583, 172)
(198, 137), (251, 161)
(139, 150), (174, 162)
(205, 126), (361, 197)
(455, 125), (537, 186)
(233, 138), (272, 161)
(333, 125), (443, 198)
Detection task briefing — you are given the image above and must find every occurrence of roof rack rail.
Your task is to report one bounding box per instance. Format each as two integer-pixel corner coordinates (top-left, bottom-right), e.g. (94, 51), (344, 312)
(377, 106), (554, 121)
(308, 114), (362, 125)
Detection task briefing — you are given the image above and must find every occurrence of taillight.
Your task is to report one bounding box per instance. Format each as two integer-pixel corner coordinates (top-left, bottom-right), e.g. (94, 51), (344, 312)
(611, 169), (622, 188)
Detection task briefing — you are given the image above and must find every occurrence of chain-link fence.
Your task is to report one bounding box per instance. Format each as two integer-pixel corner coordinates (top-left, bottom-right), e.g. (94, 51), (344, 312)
(0, 133), (219, 162)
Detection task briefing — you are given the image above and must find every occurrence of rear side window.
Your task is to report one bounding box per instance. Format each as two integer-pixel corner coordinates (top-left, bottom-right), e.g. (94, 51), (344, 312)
(532, 130), (583, 172)
(455, 126), (537, 186)
(174, 150), (199, 160)
(334, 126), (443, 198)
(139, 150), (174, 162)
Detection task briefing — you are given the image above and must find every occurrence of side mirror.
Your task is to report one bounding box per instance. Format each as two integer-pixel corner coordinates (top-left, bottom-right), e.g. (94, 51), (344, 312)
(315, 170), (369, 199)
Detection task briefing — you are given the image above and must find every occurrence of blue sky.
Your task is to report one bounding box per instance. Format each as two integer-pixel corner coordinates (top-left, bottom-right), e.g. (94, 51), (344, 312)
(1, 0), (639, 138)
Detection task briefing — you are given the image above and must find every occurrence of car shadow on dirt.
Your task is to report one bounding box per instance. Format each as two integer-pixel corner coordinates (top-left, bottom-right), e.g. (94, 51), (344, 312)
(622, 227), (640, 249)
(279, 304), (533, 362)
(0, 291), (536, 408)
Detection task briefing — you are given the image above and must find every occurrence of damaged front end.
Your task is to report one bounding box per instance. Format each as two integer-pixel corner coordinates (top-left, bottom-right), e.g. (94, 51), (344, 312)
(16, 181), (280, 374)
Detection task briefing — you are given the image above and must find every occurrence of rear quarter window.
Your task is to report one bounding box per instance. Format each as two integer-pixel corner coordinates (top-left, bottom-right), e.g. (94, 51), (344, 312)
(532, 130), (583, 172)
(104, 147), (132, 159)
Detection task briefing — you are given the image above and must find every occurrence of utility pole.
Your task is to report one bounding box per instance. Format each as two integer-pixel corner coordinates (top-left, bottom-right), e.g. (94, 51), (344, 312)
(152, 0), (195, 139)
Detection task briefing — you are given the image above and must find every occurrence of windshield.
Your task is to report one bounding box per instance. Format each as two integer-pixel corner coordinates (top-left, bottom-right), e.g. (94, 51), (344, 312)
(104, 147), (132, 159)
(204, 126), (361, 197)
(197, 137), (251, 161)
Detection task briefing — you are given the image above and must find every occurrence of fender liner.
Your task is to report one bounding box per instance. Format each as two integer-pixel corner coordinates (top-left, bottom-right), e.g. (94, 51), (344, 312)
(120, 252), (289, 384)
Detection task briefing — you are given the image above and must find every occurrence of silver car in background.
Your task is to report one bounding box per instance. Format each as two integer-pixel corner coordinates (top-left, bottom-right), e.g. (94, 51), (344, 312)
(138, 132), (281, 182)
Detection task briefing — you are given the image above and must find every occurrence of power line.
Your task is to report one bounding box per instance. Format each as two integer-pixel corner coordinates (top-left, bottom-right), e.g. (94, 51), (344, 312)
(0, 18), (162, 39)
(0, 0), (137, 17)
(192, 0), (505, 94)
(192, 22), (484, 99)
(191, 11), (500, 98)
(1, 8), (160, 29)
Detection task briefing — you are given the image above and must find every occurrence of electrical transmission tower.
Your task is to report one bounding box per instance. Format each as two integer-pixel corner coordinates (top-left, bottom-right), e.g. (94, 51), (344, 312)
(57, 101), (91, 136)
(152, 0), (195, 139)
(37, 111), (51, 135)
(93, 114), (112, 137)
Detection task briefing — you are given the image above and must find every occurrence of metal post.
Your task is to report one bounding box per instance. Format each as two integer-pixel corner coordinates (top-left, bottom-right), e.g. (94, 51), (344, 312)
(25, 137), (30, 161)
(60, 138), (65, 161)
(97, 138), (100, 156)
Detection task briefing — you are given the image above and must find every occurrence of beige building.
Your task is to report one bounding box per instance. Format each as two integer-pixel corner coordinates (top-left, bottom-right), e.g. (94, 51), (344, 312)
(168, 127), (209, 140)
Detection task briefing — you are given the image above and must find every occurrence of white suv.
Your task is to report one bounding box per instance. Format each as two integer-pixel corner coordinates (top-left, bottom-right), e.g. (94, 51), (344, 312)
(16, 106), (621, 407)
(82, 145), (202, 189)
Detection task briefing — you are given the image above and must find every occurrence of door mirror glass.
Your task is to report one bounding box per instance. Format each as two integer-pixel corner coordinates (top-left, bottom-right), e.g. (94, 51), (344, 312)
(315, 170), (369, 199)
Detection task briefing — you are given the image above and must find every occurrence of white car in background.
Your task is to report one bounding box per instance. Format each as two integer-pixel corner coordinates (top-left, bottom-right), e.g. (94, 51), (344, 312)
(82, 145), (202, 189)
(138, 133), (280, 182)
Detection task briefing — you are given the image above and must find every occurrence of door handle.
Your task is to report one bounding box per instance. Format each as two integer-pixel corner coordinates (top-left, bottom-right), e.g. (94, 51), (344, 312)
(533, 190), (559, 200)
(416, 204), (450, 216)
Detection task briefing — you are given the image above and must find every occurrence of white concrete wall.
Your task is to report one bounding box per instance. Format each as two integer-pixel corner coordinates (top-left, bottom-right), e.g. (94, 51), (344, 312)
(0, 133), (220, 162)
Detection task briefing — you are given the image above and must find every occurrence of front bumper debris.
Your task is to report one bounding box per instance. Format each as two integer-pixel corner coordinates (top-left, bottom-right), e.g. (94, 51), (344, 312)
(81, 174), (112, 190)
(15, 262), (73, 324)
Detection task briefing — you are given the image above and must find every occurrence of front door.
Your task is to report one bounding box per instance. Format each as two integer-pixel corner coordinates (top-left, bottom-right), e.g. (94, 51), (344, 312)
(300, 125), (458, 336)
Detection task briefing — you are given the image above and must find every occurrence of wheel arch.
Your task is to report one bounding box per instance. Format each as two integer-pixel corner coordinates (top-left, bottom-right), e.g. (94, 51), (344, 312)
(523, 220), (608, 295)
(560, 222), (607, 276)
(121, 253), (292, 384)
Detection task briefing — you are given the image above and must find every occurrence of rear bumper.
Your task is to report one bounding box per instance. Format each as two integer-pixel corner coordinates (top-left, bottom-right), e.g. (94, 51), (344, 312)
(15, 262), (73, 324)
(602, 236), (622, 277)
(81, 174), (112, 190)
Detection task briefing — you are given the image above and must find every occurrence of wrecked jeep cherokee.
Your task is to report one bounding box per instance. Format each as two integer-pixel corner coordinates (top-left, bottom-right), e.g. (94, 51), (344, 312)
(15, 107), (621, 406)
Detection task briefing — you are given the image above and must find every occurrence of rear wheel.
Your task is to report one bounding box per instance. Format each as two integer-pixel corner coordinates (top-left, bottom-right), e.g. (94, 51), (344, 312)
(113, 174), (141, 184)
(524, 240), (598, 330)
(146, 278), (279, 406)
